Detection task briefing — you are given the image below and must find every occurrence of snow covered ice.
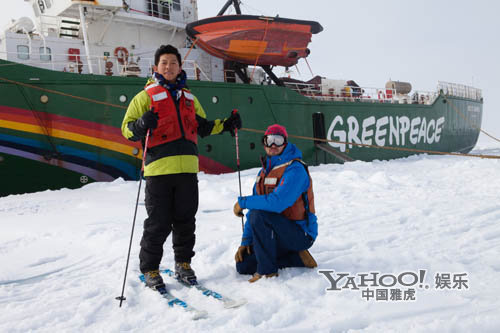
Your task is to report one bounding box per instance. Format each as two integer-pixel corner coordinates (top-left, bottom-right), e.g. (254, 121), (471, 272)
(1, 135), (500, 332)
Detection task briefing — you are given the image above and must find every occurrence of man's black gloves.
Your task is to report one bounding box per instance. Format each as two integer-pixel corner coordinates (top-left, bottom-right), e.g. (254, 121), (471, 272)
(135, 109), (158, 136)
(223, 111), (242, 135)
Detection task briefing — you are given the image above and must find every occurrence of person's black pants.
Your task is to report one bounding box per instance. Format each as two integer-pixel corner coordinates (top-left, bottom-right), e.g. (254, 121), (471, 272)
(139, 173), (198, 273)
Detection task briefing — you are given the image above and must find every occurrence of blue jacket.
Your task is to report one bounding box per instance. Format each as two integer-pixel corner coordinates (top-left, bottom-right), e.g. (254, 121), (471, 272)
(238, 143), (318, 246)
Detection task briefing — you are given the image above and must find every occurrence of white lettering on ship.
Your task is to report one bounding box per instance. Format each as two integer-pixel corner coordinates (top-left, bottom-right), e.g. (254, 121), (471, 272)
(327, 116), (445, 152)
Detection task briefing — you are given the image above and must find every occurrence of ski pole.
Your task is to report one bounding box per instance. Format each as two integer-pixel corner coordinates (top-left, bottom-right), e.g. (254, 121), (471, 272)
(232, 109), (244, 232)
(116, 129), (151, 307)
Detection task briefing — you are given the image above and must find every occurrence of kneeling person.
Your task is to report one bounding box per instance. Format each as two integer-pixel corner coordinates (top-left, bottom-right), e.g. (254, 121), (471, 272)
(233, 124), (318, 283)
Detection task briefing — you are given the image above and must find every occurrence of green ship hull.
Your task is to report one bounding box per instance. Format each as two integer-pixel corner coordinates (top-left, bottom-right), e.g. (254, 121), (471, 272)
(0, 60), (483, 196)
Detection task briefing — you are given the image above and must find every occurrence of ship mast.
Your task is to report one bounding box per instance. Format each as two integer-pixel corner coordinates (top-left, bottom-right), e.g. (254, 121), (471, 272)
(78, 5), (93, 74)
(217, 0), (242, 16)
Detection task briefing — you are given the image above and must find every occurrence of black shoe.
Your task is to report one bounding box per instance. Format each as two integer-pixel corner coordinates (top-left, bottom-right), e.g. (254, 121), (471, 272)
(143, 270), (165, 289)
(175, 262), (197, 285)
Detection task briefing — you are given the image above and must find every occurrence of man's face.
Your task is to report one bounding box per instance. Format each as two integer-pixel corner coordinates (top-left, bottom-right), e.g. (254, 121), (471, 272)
(264, 144), (285, 156)
(154, 53), (181, 83)
(263, 135), (286, 156)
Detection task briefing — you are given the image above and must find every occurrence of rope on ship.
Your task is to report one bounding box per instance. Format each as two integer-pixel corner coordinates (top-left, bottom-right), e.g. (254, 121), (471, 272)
(250, 18), (270, 82)
(446, 98), (500, 143)
(16, 84), (60, 156)
(1, 76), (499, 160)
(0, 76), (127, 110)
(241, 128), (500, 160)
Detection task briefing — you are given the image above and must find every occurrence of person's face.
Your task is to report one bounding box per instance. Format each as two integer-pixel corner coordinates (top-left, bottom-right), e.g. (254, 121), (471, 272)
(154, 53), (181, 83)
(263, 135), (286, 156)
(264, 144), (285, 156)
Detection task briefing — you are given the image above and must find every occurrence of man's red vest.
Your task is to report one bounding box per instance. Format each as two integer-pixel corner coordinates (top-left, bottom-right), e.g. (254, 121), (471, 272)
(255, 159), (315, 221)
(144, 83), (198, 147)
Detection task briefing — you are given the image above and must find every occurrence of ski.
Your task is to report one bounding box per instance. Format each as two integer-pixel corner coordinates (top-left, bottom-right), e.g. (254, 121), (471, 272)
(161, 268), (247, 309)
(139, 274), (208, 320)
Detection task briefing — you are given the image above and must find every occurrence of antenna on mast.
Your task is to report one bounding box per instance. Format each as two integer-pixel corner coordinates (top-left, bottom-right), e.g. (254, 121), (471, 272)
(217, 0), (242, 16)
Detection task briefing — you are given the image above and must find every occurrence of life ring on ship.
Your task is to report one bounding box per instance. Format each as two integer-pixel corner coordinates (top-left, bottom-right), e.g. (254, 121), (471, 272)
(378, 90), (386, 101)
(114, 47), (129, 64)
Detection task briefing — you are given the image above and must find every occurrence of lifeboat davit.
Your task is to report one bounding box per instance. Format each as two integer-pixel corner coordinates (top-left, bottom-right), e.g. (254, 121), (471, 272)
(186, 15), (323, 67)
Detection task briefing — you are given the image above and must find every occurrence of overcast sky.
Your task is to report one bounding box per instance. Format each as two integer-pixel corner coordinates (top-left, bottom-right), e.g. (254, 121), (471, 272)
(2, 0), (499, 135)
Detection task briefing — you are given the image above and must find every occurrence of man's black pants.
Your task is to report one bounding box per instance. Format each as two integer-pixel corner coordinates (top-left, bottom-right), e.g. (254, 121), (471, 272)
(139, 173), (198, 273)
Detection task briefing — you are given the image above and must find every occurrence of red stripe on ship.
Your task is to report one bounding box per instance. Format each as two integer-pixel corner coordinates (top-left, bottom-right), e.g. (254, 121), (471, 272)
(1, 106), (235, 175)
(0, 106), (136, 147)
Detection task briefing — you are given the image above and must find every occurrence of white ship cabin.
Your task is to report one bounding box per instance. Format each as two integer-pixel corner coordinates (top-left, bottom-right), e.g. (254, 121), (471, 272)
(0, 0), (228, 81)
(0, 0), (482, 105)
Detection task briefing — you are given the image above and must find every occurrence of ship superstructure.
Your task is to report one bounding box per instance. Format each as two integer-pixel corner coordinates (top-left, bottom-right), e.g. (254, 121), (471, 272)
(0, 0), (228, 81)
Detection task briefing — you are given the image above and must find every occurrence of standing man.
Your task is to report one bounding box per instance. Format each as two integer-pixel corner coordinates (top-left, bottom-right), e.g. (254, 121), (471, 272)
(233, 124), (318, 283)
(121, 44), (241, 288)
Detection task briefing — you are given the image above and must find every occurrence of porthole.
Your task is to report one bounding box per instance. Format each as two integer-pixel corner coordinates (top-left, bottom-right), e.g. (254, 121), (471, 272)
(119, 95), (128, 103)
(40, 95), (49, 104)
(39, 47), (51, 61)
(17, 45), (29, 60)
(212, 96), (219, 104)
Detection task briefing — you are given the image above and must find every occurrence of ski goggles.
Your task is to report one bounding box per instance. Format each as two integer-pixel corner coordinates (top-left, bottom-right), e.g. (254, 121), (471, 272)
(263, 134), (286, 147)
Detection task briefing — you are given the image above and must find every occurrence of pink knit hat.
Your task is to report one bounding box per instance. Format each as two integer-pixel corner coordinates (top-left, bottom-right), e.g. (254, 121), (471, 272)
(264, 124), (288, 138)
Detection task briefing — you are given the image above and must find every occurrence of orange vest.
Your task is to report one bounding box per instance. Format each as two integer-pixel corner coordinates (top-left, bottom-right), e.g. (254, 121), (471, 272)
(256, 159), (315, 221)
(144, 83), (198, 147)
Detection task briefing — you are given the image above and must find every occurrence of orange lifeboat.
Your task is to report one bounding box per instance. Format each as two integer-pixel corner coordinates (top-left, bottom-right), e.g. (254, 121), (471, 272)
(186, 15), (323, 67)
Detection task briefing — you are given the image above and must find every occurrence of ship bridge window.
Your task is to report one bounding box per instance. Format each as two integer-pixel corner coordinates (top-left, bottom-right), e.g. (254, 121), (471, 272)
(39, 47), (51, 61)
(37, 0), (46, 14)
(17, 45), (29, 60)
(173, 0), (181, 11)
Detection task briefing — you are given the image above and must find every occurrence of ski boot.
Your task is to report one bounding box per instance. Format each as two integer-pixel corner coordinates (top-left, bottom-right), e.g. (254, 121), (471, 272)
(175, 262), (198, 285)
(248, 272), (278, 283)
(143, 269), (165, 290)
(298, 249), (318, 268)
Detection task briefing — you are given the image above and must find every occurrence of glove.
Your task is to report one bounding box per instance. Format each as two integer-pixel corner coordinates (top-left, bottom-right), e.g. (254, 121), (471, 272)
(136, 109), (158, 134)
(223, 111), (242, 135)
(233, 201), (244, 217)
(235, 245), (251, 262)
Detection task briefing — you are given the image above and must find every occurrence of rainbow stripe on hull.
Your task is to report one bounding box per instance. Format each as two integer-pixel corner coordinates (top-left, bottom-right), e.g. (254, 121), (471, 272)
(0, 103), (234, 196)
(0, 106), (142, 195)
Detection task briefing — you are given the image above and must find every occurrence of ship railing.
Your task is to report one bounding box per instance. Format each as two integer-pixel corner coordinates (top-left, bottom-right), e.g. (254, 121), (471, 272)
(438, 81), (482, 100)
(0, 50), (209, 81)
(34, 0), (191, 31)
(35, 15), (80, 39)
(183, 60), (211, 81)
(283, 82), (439, 105)
(143, 0), (178, 21)
(33, 1), (193, 38)
(136, 0), (194, 25)
(223, 69), (267, 84)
